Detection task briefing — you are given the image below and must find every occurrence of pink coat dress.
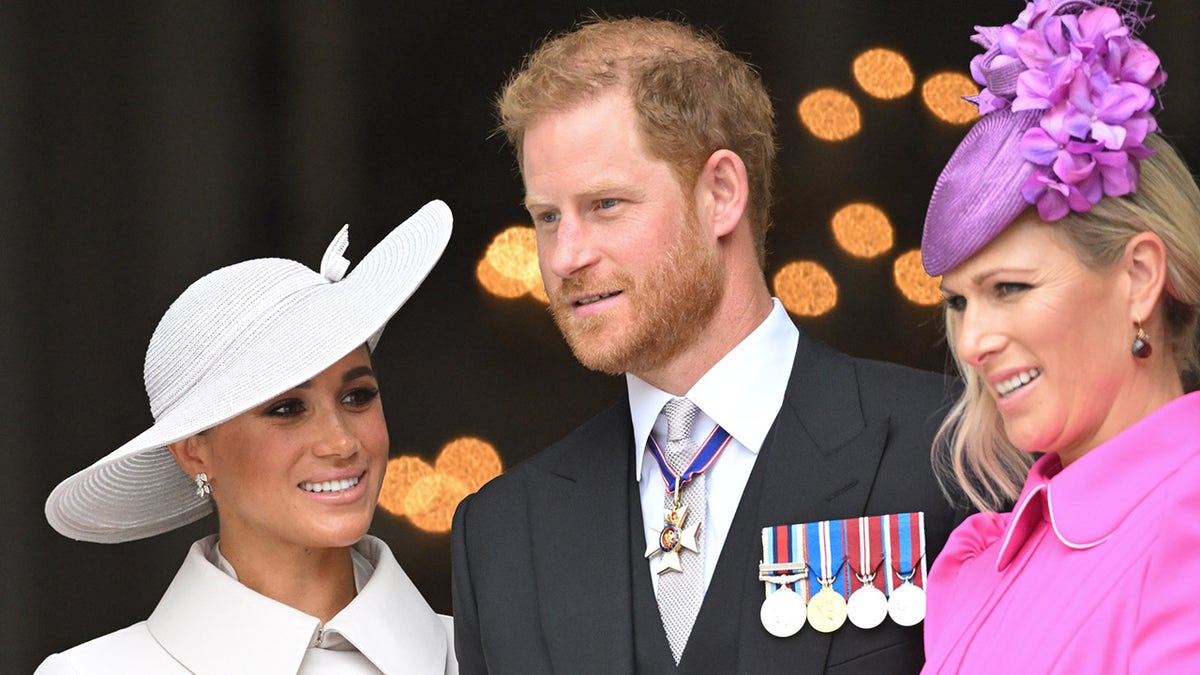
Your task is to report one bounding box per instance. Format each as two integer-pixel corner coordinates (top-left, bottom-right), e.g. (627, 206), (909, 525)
(922, 391), (1200, 674)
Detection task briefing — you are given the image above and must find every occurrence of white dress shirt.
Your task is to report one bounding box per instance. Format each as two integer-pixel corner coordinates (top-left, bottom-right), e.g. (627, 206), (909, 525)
(629, 298), (798, 592)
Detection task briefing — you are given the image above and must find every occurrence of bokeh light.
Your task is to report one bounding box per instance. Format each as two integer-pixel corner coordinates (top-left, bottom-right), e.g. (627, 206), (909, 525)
(405, 474), (470, 533)
(377, 456), (434, 516)
(773, 261), (838, 316)
(434, 436), (504, 493)
(487, 225), (539, 281)
(378, 438), (504, 533)
(852, 48), (914, 99)
(797, 89), (862, 141)
(528, 278), (549, 303)
(476, 256), (529, 299)
(921, 72), (980, 124)
(831, 203), (894, 258)
(893, 249), (943, 306)
(478, 225), (546, 302)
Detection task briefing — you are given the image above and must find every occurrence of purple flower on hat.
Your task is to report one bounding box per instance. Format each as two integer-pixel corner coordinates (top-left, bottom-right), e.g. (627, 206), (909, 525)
(1021, 169), (1099, 221)
(1012, 53), (1078, 111)
(1095, 149), (1137, 196)
(1074, 7), (1130, 53)
(1019, 111), (1104, 219)
(1104, 38), (1166, 89)
(1015, 0), (1056, 30)
(1021, 113), (1098, 182)
(1062, 75), (1153, 149)
(921, 0), (1167, 276)
(969, 0), (1165, 221)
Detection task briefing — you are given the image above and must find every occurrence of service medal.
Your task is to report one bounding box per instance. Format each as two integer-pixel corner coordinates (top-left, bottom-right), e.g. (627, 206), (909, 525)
(882, 512), (927, 626)
(759, 524), (808, 638)
(802, 518), (849, 633)
(760, 586), (806, 638)
(887, 582), (926, 626)
(846, 583), (889, 629)
(806, 586), (848, 633)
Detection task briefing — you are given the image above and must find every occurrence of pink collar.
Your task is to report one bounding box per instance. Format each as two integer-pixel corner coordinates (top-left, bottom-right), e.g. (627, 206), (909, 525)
(996, 391), (1200, 570)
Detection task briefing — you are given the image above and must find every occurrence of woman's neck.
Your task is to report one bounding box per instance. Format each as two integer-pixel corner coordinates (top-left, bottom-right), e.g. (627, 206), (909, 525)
(1058, 367), (1184, 468)
(217, 534), (358, 624)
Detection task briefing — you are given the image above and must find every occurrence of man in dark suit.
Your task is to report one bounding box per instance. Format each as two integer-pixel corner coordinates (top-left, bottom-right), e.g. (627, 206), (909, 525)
(453, 17), (960, 674)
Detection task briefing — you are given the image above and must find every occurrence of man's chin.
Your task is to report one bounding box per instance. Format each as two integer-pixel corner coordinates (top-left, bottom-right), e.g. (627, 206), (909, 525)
(565, 329), (689, 379)
(563, 332), (631, 376)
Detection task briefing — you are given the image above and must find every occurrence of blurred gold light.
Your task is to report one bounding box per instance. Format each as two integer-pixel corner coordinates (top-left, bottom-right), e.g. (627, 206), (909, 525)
(476, 256), (529, 299)
(893, 249), (943, 306)
(529, 279), (549, 303)
(797, 89), (861, 141)
(405, 474), (470, 533)
(378, 438), (505, 533)
(773, 261), (838, 316)
(378, 456), (434, 516)
(831, 203), (894, 258)
(478, 225), (546, 302)
(434, 436), (503, 493)
(853, 48), (914, 99)
(487, 226), (539, 281)
(922, 72), (981, 124)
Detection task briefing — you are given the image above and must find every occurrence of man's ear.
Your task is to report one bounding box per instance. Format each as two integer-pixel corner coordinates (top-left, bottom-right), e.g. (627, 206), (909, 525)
(695, 149), (749, 239)
(1123, 231), (1169, 323)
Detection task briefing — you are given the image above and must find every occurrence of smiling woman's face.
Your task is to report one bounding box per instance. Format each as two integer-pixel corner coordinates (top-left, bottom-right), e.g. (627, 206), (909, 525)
(940, 212), (1136, 464)
(180, 346), (389, 553)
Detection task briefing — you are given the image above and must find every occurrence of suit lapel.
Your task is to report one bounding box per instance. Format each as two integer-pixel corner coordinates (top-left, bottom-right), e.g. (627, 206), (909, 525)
(755, 329), (892, 525)
(526, 400), (637, 673)
(682, 329), (894, 672)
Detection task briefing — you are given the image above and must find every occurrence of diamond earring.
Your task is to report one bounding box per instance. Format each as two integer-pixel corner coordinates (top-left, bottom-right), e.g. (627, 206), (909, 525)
(194, 472), (212, 499)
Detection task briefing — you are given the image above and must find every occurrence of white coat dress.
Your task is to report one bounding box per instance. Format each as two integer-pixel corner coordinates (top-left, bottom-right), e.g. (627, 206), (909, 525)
(35, 535), (457, 674)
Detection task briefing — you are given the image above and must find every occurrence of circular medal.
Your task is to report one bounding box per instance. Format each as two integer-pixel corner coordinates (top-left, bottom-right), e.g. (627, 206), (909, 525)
(806, 587), (848, 633)
(658, 524), (681, 553)
(760, 586), (806, 638)
(887, 583), (926, 627)
(846, 584), (888, 629)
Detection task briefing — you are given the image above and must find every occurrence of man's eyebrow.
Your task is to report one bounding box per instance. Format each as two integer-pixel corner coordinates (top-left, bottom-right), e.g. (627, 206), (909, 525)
(523, 181), (638, 211)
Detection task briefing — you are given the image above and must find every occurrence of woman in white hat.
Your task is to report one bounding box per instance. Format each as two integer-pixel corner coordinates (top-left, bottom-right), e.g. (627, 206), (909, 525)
(37, 200), (457, 674)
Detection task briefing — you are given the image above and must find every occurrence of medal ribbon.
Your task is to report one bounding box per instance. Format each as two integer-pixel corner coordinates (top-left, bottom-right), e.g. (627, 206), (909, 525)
(649, 424), (733, 494)
(762, 514), (923, 604)
(760, 524), (806, 598)
(845, 516), (886, 593)
(804, 520), (849, 599)
(883, 512), (927, 593)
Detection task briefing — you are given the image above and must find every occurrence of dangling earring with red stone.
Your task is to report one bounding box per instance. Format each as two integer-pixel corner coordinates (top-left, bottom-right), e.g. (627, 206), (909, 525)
(1131, 320), (1152, 359)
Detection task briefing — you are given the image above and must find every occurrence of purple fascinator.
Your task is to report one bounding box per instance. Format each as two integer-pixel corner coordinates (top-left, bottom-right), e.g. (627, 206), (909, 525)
(922, 0), (1166, 276)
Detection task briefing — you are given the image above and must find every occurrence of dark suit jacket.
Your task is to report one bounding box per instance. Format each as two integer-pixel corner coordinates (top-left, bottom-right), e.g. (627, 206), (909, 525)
(452, 328), (963, 674)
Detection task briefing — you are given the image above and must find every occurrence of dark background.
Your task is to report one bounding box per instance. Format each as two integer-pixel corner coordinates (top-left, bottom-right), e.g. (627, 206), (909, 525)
(3, 1), (1196, 669)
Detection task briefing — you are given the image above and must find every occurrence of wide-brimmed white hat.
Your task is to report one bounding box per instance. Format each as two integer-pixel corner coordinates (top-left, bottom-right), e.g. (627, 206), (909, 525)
(46, 199), (452, 543)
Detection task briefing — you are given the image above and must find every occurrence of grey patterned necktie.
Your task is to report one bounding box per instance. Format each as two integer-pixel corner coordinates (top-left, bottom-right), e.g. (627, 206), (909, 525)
(655, 397), (705, 664)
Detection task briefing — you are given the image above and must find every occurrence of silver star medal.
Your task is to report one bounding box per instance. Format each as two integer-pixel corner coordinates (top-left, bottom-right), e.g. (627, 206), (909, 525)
(645, 497), (700, 575)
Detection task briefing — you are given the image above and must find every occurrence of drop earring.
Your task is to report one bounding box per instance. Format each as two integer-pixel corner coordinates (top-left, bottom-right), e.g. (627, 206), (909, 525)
(1131, 321), (1151, 359)
(194, 472), (212, 499)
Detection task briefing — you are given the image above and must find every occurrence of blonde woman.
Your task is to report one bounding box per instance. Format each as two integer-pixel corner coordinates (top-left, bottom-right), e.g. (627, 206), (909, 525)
(919, 1), (1200, 671)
